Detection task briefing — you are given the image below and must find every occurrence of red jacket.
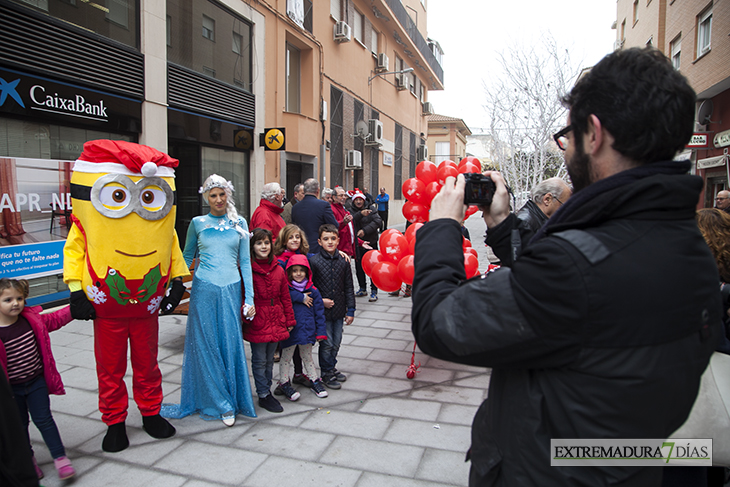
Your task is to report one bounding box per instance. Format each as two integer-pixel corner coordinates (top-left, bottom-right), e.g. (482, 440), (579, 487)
(0, 305), (72, 395)
(243, 258), (296, 343)
(251, 199), (285, 242)
(331, 202), (355, 256)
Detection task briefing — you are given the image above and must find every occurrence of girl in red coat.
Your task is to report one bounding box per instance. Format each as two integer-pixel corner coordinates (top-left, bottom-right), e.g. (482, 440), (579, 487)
(243, 228), (296, 413)
(0, 278), (75, 481)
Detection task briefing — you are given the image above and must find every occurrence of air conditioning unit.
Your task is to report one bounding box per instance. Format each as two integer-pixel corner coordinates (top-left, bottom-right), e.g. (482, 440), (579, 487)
(376, 53), (389, 72)
(346, 150), (362, 169)
(366, 119), (384, 146)
(334, 21), (351, 42)
(422, 101), (434, 116)
(396, 73), (409, 91)
(613, 39), (624, 51)
(417, 144), (428, 161)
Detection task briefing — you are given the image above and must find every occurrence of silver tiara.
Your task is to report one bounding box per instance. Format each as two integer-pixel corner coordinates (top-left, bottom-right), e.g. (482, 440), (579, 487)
(199, 178), (234, 194)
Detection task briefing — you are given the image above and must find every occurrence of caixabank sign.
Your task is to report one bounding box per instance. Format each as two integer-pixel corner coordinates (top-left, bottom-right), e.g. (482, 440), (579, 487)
(0, 67), (141, 132)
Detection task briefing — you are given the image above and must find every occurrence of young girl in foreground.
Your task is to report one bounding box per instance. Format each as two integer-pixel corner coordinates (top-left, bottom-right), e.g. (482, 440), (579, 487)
(274, 224), (310, 270)
(277, 255), (329, 400)
(0, 278), (75, 480)
(244, 228), (296, 413)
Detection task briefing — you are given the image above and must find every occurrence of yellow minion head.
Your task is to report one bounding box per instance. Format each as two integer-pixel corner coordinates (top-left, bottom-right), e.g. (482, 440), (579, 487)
(69, 140), (180, 281)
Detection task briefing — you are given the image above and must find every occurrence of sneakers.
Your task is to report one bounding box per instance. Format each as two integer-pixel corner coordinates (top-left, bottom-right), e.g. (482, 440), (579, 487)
(222, 413), (236, 427)
(332, 368), (347, 382)
(273, 383), (284, 396)
(310, 379), (328, 398)
(322, 372), (342, 389)
(32, 456), (43, 479)
(368, 293), (378, 302)
(258, 394), (284, 413)
(54, 456), (75, 480)
(355, 288), (368, 297)
(403, 285), (412, 298)
(389, 289), (400, 297)
(273, 349), (281, 363)
(278, 381), (301, 401)
(292, 374), (313, 388)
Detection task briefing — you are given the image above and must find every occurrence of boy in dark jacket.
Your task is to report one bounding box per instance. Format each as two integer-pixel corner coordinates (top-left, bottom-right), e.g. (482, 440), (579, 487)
(308, 224), (355, 389)
(351, 192), (382, 301)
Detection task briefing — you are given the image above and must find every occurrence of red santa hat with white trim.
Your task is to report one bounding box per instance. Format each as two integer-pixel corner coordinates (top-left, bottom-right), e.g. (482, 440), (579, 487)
(73, 140), (179, 178)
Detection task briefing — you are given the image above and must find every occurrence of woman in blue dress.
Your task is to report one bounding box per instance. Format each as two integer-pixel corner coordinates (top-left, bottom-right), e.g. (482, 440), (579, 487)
(161, 174), (257, 426)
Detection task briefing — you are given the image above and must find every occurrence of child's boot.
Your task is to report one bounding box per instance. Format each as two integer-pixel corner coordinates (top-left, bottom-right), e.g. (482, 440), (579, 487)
(54, 456), (75, 480)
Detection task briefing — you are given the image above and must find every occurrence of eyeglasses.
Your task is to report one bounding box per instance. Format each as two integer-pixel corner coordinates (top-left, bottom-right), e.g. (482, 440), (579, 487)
(553, 125), (573, 151)
(552, 194), (564, 206)
(717, 197), (728, 201)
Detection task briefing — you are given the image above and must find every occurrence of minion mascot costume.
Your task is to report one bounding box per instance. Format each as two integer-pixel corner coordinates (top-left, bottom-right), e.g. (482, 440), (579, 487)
(63, 140), (190, 452)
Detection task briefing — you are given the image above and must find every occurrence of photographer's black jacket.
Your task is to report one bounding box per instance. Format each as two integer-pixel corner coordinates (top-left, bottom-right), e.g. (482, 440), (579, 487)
(412, 168), (721, 487)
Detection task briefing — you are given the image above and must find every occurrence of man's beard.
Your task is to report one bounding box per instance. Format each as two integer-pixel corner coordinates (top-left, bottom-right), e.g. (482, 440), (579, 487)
(566, 141), (593, 194)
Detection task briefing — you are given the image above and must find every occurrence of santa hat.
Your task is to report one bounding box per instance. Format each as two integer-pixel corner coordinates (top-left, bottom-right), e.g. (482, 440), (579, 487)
(73, 140), (178, 177)
(352, 191), (366, 201)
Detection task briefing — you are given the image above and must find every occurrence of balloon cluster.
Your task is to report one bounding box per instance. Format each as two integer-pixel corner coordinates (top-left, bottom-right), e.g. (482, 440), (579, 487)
(363, 157), (485, 293)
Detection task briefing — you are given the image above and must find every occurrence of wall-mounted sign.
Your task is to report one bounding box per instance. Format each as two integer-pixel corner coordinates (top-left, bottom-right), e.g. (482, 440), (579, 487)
(234, 129), (253, 150)
(715, 130), (730, 149)
(260, 128), (286, 151)
(0, 67), (141, 132)
(687, 133), (710, 149)
(383, 152), (393, 167)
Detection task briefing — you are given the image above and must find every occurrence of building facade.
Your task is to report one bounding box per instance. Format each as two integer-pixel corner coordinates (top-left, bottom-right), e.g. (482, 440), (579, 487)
(427, 114), (471, 165)
(0, 0), (443, 303)
(616, 0), (730, 207)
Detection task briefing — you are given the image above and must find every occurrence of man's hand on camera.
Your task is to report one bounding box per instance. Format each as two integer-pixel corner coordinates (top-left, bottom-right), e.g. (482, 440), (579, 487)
(430, 175), (466, 223)
(481, 171), (511, 229)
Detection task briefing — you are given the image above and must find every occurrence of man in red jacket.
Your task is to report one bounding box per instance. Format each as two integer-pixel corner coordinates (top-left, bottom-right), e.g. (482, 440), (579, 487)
(251, 182), (286, 242)
(331, 186), (355, 256)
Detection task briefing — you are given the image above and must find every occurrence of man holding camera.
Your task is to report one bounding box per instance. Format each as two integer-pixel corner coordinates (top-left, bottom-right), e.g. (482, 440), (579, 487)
(412, 47), (721, 486)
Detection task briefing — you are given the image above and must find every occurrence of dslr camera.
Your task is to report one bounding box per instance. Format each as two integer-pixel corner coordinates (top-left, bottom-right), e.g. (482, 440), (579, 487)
(463, 173), (496, 206)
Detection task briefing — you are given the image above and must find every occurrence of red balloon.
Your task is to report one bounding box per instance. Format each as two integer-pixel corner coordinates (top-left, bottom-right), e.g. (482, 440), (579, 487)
(397, 255), (415, 285)
(422, 181), (442, 206)
(362, 250), (383, 277)
(437, 164), (459, 185)
(465, 205), (479, 218)
(466, 247), (478, 258)
(441, 159), (457, 170)
(458, 161), (482, 174)
(462, 237), (472, 250)
(380, 233), (409, 264)
(408, 235), (417, 255)
(401, 177), (426, 205)
(371, 261), (402, 292)
(416, 160), (438, 185)
(379, 229), (401, 249)
(458, 156), (481, 169)
(472, 267), (481, 278)
(464, 252), (479, 277)
(405, 222), (424, 242)
(403, 201), (429, 224)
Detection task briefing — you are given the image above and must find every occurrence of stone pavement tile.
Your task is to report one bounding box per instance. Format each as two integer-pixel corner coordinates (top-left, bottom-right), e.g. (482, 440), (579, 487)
(370, 320), (412, 332)
(341, 333), (358, 346)
(157, 345), (182, 361)
(337, 345), (375, 359)
(66, 459), (188, 487)
(33, 455), (103, 487)
(155, 441), (268, 485)
(321, 436), (424, 477)
(298, 409), (393, 440)
(187, 420), (255, 445)
(161, 383), (181, 403)
(426, 357), (487, 373)
(335, 356), (394, 377)
(349, 335), (412, 351)
(453, 373), (491, 390)
(49, 329), (90, 347)
(278, 387), (370, 408)
(437, 404), (480, 427)
(61, 320), (95, 335)
(50, 387), (99, 416)
(29, 412), (105, 450)
(158, 415), (232, 438)
(356, 471), (450, 487)
(158, 360), (181, 378)
(54, 348), (96, 368)
(455, 368), (491, 379)
(180, 481), (223, 487)
(161, 351), (185, 366)
(345, 325), (390, 338)
(385, 305), (413, 314)
(63, 335), (95, 351)
(384, 418), (471, 452)
(415, 448), (470, 486)
(385, 364), (456, 384)
(164, 366), (183, 384)
(244, 456), (362, 487)
(357, 396), (442, 422)
(357, 310), (408, 322)
(109, 438), (187, 467)
(410, 385), (486, 407)
(367, 348), (416, 364)
(60, 365), (101, 392)
(387, 329), (417, 341)
(233, 423), (336, 461)
(341, 373), (415, 395)
(267, 410), (311, 427)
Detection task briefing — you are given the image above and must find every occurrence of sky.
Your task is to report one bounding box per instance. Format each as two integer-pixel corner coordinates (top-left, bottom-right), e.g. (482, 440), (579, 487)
(426, 0), (618, 132)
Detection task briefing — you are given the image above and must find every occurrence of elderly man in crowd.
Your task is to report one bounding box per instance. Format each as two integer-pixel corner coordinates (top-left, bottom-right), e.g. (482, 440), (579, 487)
(282, 183), (304, 224)
(292, 178), (338, 254)
(715, 190), (730, 214)
(250, 182), (286, 242)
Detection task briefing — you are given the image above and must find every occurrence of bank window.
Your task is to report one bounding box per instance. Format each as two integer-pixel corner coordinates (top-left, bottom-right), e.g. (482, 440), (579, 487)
(286, 43), (301, 113)
(670, 36), (681, 69)
(233, 32), (242, 54)
(697, 6), (712, 55)
(203, 15), (215, 41)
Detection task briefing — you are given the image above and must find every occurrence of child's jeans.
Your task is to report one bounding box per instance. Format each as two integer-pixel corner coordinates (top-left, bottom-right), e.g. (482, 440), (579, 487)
(319, 318), (344, 374)
(12, 375), (66, 459)
(249, 342), (277, 398)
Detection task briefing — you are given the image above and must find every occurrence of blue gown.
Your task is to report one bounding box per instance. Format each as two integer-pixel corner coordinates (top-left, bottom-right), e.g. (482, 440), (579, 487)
(161, 213), (257, 420)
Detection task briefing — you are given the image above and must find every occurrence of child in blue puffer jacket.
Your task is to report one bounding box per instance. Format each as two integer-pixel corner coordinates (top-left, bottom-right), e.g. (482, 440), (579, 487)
(276, 254), (329, 400)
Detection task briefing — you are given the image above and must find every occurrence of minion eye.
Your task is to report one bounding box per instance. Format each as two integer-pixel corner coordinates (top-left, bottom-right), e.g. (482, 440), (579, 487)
(139, 186), (166, 211)
(99, 184), (131, 210)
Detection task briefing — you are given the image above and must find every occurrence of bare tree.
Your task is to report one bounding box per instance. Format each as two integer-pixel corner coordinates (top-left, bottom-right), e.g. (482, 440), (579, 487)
(484, 35), (581, 208)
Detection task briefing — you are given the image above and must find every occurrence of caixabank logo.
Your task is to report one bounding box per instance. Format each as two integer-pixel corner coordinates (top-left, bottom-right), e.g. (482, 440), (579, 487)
(551, 439), (712, 466)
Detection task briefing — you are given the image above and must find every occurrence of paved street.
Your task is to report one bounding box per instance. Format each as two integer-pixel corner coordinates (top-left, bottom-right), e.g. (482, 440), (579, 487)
(32, 215), (491, 487)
